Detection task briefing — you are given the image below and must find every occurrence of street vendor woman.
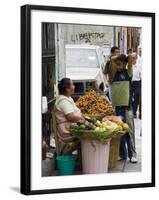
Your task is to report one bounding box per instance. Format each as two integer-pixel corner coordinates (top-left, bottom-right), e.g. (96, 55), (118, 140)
(54, 78), (83, 155)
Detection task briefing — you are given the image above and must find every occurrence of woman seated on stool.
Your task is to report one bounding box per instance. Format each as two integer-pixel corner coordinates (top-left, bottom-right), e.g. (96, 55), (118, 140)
(55, 78), (83, 155)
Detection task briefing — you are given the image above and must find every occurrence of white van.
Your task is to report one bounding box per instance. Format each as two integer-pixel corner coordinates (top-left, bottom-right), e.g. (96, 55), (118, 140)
(65, 44), (108, 100)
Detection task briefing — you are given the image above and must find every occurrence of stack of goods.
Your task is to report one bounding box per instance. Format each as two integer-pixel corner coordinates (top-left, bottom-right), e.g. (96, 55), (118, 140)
(76, 90), (114, 119)
(70, 116), (129, 142)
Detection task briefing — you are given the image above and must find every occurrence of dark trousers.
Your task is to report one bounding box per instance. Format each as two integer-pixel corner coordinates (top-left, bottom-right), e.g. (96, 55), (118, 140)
(115, 106), (133, 159)
(120, 133), (133, 159)
(132, 81), (141, 117)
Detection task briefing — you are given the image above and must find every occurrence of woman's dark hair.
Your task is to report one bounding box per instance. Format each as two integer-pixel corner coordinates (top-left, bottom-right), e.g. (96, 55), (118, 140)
(111, 46), (119, 54)
(115, 54), (128, 63)
(58, 78), (71, 94)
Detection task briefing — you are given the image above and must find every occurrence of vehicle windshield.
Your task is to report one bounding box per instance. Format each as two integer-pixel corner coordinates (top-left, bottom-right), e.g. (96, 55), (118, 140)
(66, 48), (99, 68)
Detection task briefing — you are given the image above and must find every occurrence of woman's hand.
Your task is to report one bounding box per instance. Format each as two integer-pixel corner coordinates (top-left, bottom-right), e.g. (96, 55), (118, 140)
(66, 112), (84, 122)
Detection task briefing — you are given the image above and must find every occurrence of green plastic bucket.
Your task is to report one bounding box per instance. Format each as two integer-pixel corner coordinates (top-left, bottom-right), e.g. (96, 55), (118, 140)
(56, 155), (76, 176)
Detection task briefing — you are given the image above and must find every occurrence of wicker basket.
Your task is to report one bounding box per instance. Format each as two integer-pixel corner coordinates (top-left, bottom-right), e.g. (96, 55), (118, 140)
(70, 129), (114, 142)
(108, 135), (121, 169)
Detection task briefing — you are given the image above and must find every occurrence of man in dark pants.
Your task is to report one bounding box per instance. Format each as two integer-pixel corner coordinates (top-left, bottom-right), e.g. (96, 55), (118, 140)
(132, 81), (141, 118)
(131, 53), (142, 118)
(112, 54), (137, 163)
(115, 107), (133, 160)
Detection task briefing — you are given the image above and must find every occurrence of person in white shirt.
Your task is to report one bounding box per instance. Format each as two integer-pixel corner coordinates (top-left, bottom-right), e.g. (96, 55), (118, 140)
(137, 46), (142, 66)
(131, 53), (142, 118)
(137, 47), (142, 120)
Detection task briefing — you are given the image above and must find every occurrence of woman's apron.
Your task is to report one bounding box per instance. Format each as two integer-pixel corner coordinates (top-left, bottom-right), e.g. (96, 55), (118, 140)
(54, 96), (81, 144)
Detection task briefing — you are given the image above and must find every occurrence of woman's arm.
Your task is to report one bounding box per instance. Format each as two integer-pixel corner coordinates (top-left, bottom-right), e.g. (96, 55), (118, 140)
(66, 112), (83, 122)
(57, 99), (83, 122)
(103, 60), (110, 74)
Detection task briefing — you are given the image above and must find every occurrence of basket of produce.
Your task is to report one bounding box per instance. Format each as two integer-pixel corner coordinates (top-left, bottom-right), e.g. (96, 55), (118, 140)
(70, 116), (128, 143)
(76, 90), (114, 120)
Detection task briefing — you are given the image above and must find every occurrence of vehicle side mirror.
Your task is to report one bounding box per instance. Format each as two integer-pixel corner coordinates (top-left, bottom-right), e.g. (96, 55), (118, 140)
(42, 96), (48, 114)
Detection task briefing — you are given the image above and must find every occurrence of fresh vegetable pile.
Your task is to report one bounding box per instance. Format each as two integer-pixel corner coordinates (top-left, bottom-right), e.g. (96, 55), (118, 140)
(69, 116), (129, 142)
(76, 90), (114, 118)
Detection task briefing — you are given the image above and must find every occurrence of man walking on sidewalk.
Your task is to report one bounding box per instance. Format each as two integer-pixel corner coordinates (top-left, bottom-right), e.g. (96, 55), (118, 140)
(131, 53), (142, 118)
